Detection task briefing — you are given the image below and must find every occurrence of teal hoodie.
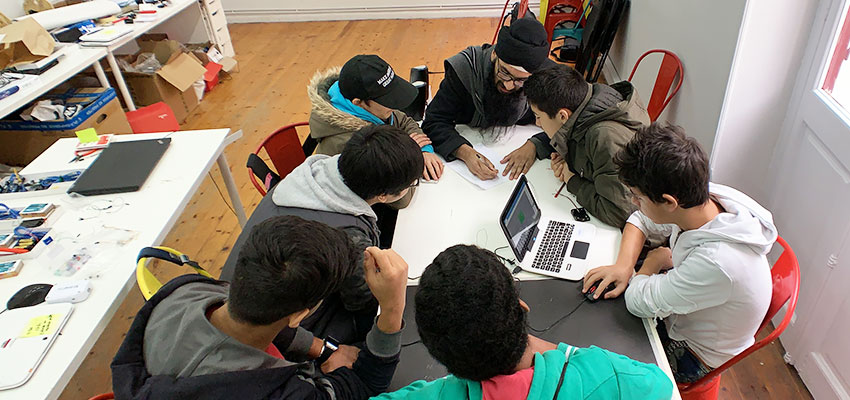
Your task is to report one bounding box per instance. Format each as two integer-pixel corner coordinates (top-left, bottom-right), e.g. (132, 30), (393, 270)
(373, 343), (673, 400)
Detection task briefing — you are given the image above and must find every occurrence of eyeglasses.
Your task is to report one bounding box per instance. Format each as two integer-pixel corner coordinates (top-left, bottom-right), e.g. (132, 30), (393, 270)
(409, 178), (420, 188)
(495, 59), (529, 85)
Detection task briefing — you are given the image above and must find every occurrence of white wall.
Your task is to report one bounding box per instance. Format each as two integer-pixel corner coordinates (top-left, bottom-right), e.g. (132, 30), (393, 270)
(604, 0), (746, 154)
(222, 0), (541, 23)
(710, 0), (819, 203)
(0, 0), (27, 19)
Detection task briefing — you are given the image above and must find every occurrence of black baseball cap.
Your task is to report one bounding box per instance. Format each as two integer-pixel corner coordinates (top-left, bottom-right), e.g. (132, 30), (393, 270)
(338, 55), (418, 109)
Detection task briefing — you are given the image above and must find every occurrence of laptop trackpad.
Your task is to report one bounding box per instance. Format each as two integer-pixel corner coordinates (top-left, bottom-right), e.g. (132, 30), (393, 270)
(570, 241), (590, 259)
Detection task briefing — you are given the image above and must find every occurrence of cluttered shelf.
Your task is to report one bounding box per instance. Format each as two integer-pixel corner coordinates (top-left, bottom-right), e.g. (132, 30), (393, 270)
(0, 0), (238, 168)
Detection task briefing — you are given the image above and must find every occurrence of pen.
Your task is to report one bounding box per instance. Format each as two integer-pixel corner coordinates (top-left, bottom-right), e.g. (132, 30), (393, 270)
(555, 182), (566, 198)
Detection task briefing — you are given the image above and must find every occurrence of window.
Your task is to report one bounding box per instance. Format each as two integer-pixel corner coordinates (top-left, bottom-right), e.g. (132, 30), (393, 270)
(823, 1), (850, 111)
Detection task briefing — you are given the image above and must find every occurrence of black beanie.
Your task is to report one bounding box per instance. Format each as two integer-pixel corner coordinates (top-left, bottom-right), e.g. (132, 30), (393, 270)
(494, 18), (550, 73)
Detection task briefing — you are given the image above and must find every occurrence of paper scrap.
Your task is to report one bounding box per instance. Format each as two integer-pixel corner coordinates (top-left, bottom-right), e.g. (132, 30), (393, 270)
(446, 145), (509, 190)
(75, 127), (98, 144)
(20, 314), (62, 338)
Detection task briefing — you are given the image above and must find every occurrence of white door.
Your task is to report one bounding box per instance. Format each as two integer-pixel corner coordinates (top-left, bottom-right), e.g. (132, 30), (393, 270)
(768, 0), (850, 398)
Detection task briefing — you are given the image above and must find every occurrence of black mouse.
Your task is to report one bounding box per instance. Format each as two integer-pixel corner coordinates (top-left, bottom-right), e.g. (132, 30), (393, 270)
(571, 207), (591, 222)
(583, 281), (616, 303)
(7, 283), (53, 310)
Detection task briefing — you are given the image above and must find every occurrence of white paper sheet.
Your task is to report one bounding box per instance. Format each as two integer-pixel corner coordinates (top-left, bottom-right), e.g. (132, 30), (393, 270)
(446, 144), (509, 190)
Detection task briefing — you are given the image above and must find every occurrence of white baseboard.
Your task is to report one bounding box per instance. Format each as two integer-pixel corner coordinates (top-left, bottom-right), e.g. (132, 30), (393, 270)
(225, 3), (541, 23)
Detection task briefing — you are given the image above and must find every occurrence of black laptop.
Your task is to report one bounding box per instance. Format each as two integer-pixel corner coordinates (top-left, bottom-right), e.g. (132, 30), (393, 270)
(68, 138), (171, 196)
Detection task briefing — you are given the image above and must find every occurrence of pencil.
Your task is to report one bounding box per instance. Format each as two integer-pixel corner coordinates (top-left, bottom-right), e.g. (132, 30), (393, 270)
(555, 182), (566, 198)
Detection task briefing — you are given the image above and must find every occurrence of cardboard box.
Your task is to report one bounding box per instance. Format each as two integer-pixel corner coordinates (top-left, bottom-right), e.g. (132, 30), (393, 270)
(0, 88), (132, 166)
(114, 35), (206, 123)
(0, 18), (54, 70)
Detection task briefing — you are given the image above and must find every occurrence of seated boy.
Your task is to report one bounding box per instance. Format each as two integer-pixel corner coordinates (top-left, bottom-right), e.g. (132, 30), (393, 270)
(309, 54), (443, 181)
(112, 216), (409, 399)
(583, 123), (776, 383)
(375, 245), (672, 399)
(220, 124), (423, 361)
(502, 64), (649, 228)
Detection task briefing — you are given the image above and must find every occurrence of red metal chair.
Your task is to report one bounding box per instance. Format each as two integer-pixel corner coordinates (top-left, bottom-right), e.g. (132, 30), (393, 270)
(88, 393), (114, 400)
(628, 49), (684, 122)
(544, 0), (586, 43)
(677, 236), (801, 400)
(247, 122), (318, 196)
(492, 0), (530, 44)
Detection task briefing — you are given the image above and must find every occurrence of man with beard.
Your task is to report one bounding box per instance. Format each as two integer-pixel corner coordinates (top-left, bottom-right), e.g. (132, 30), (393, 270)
(421, 18), (552, 180)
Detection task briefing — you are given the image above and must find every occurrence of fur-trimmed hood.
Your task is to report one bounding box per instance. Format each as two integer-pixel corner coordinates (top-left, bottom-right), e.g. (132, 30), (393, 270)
(308, 67), (370, 139)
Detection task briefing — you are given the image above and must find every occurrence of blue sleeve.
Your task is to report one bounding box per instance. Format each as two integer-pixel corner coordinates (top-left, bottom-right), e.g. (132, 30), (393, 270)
(421, 145), (434, 153)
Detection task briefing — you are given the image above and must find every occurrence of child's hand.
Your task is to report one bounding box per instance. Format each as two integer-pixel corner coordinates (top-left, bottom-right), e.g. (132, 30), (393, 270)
(410, 133), (432, 148)
(321, 344), (360, 373)
(363, 247), (408, 333)
(422, 152), (444, 181)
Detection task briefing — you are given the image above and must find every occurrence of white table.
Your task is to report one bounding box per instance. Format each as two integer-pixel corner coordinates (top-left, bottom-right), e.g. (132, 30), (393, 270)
(0, 45), (109, 120)
(0, 129), (243, 399)
(82, 0), (203, 111)
(393, 125), (681, 398)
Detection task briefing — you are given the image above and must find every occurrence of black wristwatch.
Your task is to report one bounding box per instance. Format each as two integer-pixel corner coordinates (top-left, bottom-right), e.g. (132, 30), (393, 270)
(316, 336), (339, 364)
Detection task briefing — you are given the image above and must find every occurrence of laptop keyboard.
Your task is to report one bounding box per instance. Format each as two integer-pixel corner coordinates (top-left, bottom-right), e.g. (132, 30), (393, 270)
(531, 221), (574, 273)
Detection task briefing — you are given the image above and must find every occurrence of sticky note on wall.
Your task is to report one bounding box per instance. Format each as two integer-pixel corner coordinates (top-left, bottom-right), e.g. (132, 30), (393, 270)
(75, 127), (98, 144)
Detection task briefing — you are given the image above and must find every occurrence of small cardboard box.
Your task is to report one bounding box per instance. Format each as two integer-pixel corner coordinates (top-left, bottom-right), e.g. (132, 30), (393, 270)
(0, 88), (132, 166)
(0, 18), (55, 70)
(116, 35), (206, 123)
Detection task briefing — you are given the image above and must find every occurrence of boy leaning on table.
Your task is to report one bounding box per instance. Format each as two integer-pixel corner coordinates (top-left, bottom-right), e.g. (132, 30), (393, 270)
(583, 123), (776, 383)
(500, 63), (650, 229)
(373, 244), (672, 400)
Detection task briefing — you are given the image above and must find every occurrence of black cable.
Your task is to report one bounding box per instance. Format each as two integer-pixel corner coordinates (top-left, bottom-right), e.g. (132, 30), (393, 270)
(208, 172), (237, 217)
(401, 339), (422, 348)
(526, 298), (587, 333)
(408, 275), (421, 280)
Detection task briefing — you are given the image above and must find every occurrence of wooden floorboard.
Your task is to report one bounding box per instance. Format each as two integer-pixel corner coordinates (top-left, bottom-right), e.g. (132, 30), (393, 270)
(57, 18), (811, 400)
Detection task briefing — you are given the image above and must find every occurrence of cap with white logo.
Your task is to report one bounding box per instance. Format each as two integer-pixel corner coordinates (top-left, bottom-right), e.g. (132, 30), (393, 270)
(338, 55), (418, 110)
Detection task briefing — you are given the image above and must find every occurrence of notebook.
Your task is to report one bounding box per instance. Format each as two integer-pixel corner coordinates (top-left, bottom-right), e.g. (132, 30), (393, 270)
(67, 138), (171, 196)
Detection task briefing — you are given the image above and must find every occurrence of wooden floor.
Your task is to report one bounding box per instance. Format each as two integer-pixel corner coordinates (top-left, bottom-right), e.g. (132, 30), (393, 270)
(58, 18), (812, 400)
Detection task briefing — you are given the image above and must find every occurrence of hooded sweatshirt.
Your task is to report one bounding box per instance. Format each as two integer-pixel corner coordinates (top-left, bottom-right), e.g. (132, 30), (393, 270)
(371, 343), (673, 400)
(308, 67), (429, 156)
(113, 275), (401, 400)
(625, 183), (777, 368)
(529, 81), (650, 228)
(219, 154), (381, 358)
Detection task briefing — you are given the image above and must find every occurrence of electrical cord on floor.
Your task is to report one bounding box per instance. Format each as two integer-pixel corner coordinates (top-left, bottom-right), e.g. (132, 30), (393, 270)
(526, 298), (588, 333)
(494, 245), (522, 274)
(401, 339), (422, 348)
(208, 172), (237, 217)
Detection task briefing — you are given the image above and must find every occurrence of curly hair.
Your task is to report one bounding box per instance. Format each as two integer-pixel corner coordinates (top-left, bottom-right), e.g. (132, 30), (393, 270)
(415, 245), (528, 381)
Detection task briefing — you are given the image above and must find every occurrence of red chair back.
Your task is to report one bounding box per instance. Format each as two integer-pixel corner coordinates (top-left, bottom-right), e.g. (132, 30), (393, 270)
(628, 49), (683, 122)
(88, 393), (115, 400)
(248, 122), (310, 196)
(678, 236), (801, 398)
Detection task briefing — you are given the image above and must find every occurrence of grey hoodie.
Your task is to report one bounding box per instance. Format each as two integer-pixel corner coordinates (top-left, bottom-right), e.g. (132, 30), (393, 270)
(625, 183), (778, 367)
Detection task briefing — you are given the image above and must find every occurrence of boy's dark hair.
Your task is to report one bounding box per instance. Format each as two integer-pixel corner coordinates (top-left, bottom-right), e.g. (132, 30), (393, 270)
(415, 245), (528, 381)
(614, 123), (710, 208)
(524, 64), (588, 118)
(229, 216), (358, 325)
(339, 125), (424, 200)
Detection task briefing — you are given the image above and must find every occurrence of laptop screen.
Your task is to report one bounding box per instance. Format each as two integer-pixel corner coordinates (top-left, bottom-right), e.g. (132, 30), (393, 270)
(501, 176), (541, 259)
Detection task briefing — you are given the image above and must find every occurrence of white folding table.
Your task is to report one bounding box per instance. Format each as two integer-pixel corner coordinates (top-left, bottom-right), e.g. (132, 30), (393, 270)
(0, 129), (243, 399)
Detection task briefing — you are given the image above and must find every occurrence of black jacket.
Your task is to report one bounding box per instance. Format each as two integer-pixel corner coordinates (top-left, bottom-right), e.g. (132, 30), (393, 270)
(111, 275), (400, 400)
(421, 62), (535, 160)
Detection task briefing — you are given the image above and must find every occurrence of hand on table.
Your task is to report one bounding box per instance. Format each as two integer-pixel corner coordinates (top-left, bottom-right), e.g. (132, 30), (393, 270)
(582, 263), (633, 300)
(638, 247), (673, 276)
(456, 145), (497, 180)
(500, 141), (537, 180)
(422, 152), (444, 181)
(551, 152), (574, 183)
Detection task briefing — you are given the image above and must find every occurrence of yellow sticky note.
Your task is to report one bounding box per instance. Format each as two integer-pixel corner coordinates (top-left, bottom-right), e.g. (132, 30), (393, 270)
(75, 128), (98, 144)
(20, 314), (61, 338)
